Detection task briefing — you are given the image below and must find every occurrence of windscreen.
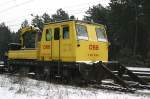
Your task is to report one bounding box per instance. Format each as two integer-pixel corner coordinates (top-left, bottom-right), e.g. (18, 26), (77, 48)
(22, 31), (36, 48)
(76, 24), (88, 40)
(96, 28), (107, 42)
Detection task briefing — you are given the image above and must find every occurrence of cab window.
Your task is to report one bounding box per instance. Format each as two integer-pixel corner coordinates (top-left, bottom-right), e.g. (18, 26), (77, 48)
(22, 32), (36, 48)
(46, 29), (52, 41)
(54, 28), (60, 40)
(38, 31), (42, 41)
(76, 25), (88, 40)
(96, 28), (107, 42)
(63, 26), (69, 39)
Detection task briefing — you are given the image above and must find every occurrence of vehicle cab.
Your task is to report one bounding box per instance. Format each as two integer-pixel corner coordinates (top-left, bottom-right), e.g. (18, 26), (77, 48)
(40, 20), (108, 62)
(8, 26), (41, 60)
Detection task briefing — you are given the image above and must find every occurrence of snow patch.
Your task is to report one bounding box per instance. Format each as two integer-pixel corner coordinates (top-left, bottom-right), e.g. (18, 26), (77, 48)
(0, 74), (150, 99)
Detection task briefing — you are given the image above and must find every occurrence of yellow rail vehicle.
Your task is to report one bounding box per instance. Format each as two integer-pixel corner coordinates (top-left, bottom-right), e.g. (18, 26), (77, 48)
(7, 20), (109, 82)
(6, 20), (150, 90)
(9, 20), (108, 62)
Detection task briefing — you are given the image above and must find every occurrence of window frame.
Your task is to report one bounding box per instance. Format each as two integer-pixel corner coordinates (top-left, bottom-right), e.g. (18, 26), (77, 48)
(62, 26), (70, 39)
(22, 31), (36, 48)
(95, 27), (108, 42)
(76, 24), (89, 40)
(45, 29), (52, 41)
(54, 28), (60, 40)
(38, 31), (42, 42)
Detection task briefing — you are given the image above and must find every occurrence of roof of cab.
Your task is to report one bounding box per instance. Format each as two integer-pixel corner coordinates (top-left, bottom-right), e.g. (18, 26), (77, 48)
(44, 19), (104, 26)
(20, 26), (40, 35)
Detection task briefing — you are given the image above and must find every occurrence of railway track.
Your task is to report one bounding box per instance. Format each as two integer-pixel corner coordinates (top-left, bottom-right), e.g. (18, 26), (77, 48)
(0, 61), (150, 93)
(0, 61), (4, 73)
(127, 67), (150, 82)
(111, 66), (150, 84)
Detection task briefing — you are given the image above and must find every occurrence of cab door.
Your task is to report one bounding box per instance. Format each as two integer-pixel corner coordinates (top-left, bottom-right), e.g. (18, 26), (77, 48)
(60, 25), (73, 61)
(40, 28), (52, 61)
(52, 27), (61, 60)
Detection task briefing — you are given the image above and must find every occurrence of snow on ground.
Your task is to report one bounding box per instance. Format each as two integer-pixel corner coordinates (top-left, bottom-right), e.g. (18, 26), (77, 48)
(0, 74), (150, 99)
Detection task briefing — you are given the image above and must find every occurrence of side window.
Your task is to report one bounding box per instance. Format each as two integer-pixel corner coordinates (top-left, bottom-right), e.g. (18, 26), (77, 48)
(54, 28), (60, 40)
(46, 29), (52, 41)
(63, 26), (69, 39)
(22, 32), (36, 48)
(76, 24), (88, 40)
(96, 28), (107, 42)
(38, 31), (42, 41)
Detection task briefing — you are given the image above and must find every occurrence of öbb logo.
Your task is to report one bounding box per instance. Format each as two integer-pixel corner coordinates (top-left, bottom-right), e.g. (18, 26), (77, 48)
(89, 44), (99, 50)
(43, 45), (50, 49)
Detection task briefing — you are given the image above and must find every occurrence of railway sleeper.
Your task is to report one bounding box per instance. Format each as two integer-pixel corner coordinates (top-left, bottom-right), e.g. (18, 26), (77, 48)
(101, 61), (150, 90)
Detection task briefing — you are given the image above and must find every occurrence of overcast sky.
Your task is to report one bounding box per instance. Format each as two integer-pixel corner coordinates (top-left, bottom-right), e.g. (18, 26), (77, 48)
(0, 0), (110, 32)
